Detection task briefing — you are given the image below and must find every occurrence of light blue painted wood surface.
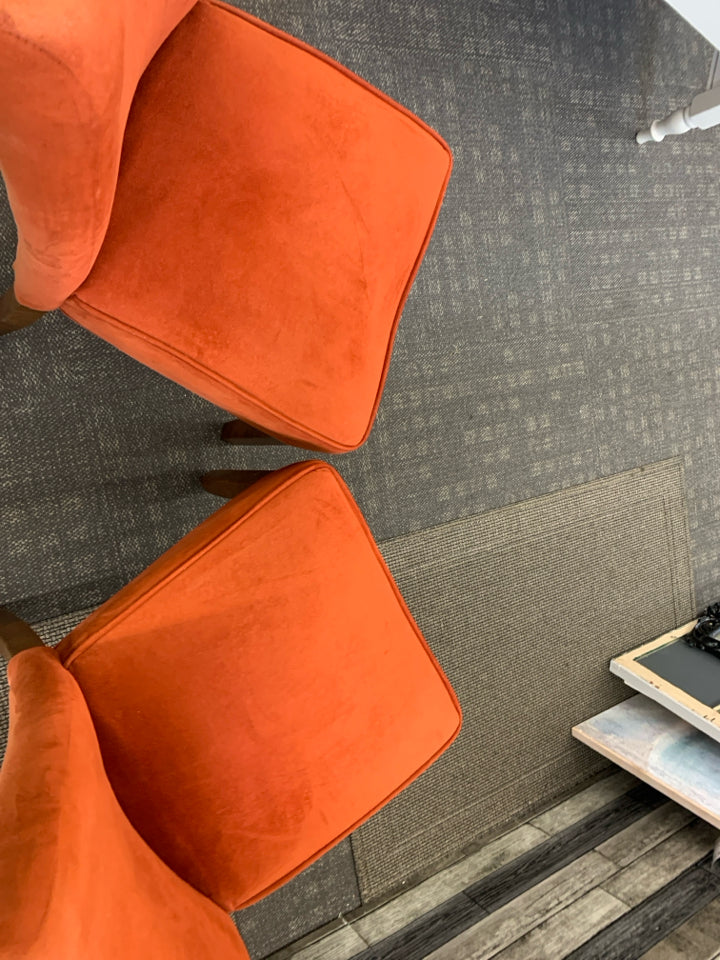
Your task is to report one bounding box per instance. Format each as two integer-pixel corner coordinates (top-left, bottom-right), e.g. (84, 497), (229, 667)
(573, 696), (720, 828)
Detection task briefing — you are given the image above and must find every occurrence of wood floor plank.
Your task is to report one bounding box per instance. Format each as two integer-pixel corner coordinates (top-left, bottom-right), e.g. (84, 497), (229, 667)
(531, 771), (638, 836)
(491, 888), (628, 960)
(347, 894), (484, 960)
(564, 862), (720, 960)
(602, 820), (716, 908)
(289, 925), (368, 960)
(465, 785), (663, 912)
(352, 825), (547, 945)
(637, 897), (720, 959)
(425, 851), (617, 960)
(595, 802), (694, 868)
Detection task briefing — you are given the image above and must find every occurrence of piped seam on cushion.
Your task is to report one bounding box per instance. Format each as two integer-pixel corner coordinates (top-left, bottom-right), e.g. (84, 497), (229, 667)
(63, 0), (452, 451)
(62, 296), (361, 451)
(233, 708), (461, 910)
(59, 462), (323, 666)
(227, 455), (463, 911)
(59, 460), (461, 732)
(192, 0), (456, 452)
(58, 459), (462, 910)
(63, 136), (449, 453)
(207, 0), (452, 158)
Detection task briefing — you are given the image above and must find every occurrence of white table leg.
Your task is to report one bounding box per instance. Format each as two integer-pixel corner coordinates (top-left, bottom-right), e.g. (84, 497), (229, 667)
(713, 833), (720, 872)
(636, 85), (720, 143)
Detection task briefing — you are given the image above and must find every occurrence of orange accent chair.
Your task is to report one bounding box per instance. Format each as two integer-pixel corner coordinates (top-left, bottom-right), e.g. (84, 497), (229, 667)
(0, 0), (452, 451)
(0, 462), (461, 955)
(0, 647), (252, 960)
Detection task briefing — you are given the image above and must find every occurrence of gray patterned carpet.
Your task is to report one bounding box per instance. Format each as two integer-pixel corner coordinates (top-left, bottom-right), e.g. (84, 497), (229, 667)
(2, 0), (720, 956)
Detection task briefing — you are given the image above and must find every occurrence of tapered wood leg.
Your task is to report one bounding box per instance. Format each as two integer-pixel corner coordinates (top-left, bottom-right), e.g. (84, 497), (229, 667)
(0, 287), (45, 336)
(221, 420), (285, 445)
(0, 608), (45, 662)
(201, 469), (271, 499)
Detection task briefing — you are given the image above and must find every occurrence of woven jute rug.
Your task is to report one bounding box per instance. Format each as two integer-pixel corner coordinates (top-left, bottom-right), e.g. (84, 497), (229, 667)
(351, 458), (695, 903)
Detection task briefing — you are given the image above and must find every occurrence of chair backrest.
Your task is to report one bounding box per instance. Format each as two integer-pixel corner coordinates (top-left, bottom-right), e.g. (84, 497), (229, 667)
(0, 647), (249, 960)
(0, 0), (196, 311)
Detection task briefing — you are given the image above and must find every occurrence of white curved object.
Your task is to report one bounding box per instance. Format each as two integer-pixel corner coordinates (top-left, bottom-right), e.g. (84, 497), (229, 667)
(636, 2), (720, 145)
(636, 107), (694, 143)
(636, 85), (720, 144)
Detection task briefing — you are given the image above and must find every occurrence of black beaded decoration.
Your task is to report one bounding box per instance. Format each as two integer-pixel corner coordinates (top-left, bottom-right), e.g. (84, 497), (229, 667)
(684, 602), (720, 658)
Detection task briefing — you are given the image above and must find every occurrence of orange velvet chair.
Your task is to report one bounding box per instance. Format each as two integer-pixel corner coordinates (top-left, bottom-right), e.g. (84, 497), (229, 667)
(0, 644), (251, 960)
(0, 462), (461, 954)
(0, 0), (452, 452)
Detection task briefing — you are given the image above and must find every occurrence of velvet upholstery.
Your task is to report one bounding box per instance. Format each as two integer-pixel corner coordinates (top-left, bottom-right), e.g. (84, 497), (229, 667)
(0, 0), (195, 310)
(0, 0), (451, 450)
(55, 461), (462, 911)
(0, 647), (250, 959)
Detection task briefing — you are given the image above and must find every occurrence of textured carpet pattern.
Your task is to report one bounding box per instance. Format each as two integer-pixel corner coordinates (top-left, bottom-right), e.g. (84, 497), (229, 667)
(233, 842), (360, 959)
(351, 459), (694, 903)
(1, 0), (719, 955)
(1, 0), (719, 621)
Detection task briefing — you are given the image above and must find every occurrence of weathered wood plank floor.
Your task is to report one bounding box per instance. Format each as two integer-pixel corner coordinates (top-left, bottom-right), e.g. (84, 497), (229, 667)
(269, 771), (720, 960)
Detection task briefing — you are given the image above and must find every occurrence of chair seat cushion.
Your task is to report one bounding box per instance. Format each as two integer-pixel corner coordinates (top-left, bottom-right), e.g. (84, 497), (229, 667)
(62, 1), (451, 451)
(0, 648), (249, 960)
(55, 462), (461, 910)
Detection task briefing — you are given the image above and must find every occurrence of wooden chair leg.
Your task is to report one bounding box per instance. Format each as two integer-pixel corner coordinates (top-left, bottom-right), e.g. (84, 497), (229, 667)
(0, 287), (45, 336)
(0, 608), (45, 662)
(221, 420), (285, 446)
(200, 469), (271, 499)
